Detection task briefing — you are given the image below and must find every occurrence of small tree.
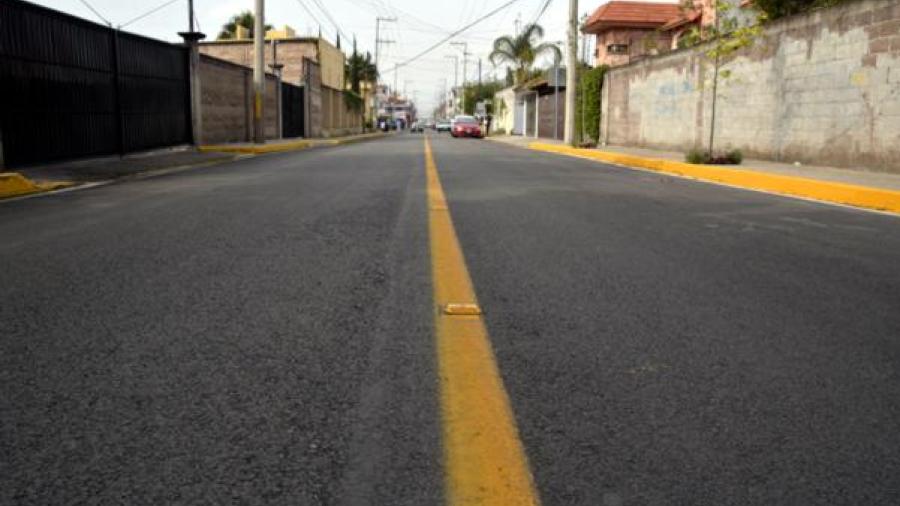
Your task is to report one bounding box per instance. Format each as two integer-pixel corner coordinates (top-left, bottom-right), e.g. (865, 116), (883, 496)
(679, 0), (766, 158)
(217, 11), (272, 40)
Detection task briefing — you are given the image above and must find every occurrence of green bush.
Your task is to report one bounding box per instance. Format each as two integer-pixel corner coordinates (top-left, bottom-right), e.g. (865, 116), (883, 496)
(726, 149), (743, 164)
(685, 148), (709, 164)
(491, 127), (506, 136)
(754, 0), (850, 19)
(685, 148), (743, 165)
(575, 65), (608, 143)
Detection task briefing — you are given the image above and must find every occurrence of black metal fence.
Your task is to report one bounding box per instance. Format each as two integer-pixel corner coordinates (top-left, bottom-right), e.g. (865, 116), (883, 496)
(0, 0), (191, 167)
(281, 82), (305, 139)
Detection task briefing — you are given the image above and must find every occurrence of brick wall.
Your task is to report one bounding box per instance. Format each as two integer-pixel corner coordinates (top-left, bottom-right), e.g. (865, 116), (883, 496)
(601, 0), (900, 173)
(199, 39), (319, 86)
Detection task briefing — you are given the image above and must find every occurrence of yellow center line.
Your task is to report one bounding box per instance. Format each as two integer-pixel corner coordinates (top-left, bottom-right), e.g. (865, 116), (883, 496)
(424, 135), (541, 506)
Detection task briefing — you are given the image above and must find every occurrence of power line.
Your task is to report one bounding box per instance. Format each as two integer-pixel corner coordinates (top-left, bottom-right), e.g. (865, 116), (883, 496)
(384, 0), (526, 75)
(529, 0), (554, 27)
(119, 0), (181, 29)
(308, 0), (351, 43)
(77, 0), (111, 26)
(294, 0), (324, 35)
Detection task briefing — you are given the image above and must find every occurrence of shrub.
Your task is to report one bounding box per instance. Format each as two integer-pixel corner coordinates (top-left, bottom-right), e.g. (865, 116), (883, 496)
(575, 65), (608, 144)
(685, 148), (743, 165)
(726, 149), (743, 164)
(685, 148), (709, 164)
(491, 127), (506, 136)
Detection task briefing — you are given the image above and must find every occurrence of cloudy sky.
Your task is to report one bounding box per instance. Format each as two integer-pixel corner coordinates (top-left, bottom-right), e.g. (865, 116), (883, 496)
(30, 0), (649, 113)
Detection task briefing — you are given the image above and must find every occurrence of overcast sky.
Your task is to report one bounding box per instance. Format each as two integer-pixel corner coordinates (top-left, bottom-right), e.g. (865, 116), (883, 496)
(30, 0), (671, 113)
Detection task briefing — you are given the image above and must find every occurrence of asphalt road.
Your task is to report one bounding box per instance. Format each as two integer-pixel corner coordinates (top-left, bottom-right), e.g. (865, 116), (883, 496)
(3, 133), (900, 505)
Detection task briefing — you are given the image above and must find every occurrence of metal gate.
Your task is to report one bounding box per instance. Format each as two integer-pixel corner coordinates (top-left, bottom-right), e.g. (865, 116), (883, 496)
(0, 0), (191, 167)
(281, 82), (305, 138)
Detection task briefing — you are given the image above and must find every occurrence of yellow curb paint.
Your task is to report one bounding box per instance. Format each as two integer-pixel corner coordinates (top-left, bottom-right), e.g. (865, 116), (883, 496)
(199, 133), (388, 155)
(425, 136), (540, 506)
(529, 142), (900, 214)
(0, 172), (73, 199)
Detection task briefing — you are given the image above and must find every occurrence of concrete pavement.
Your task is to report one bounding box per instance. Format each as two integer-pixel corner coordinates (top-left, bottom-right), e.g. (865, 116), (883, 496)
(3, 132), (900, 504)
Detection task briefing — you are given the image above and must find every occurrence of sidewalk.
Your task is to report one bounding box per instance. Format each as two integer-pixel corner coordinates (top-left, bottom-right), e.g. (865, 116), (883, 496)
(2, 132), (388, 200)
(487, 135), (900, 213)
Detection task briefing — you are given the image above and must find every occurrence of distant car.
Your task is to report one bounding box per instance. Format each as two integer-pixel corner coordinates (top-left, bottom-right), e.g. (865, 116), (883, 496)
(435, 120), (452, 132)
(424, 120), (436, 130)
(410, 121), (424, 133)
(379, 119), (397, 132)
(450, 115), (483, 138)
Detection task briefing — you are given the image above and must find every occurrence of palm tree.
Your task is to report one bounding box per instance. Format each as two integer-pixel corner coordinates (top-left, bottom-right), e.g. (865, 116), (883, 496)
(488, 23), (562, 85)
(217, 10), (273, 40)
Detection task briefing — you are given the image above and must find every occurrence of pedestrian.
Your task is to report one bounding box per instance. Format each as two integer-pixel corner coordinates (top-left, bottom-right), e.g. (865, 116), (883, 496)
(485, 114), (493, 137)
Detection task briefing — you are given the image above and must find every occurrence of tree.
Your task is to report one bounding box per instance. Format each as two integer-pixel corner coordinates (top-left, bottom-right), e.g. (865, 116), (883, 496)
(488, 23), (562, 85)
(344, 38), (378, 94)
(679, 0), (766, 159)
(217, 10), (273, 40)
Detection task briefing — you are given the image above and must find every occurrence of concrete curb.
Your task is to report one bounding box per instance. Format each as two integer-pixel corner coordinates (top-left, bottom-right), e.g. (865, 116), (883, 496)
(198, 132), (388, 155)
(528, 142), (900, 215)
(0, 172), (74, 199)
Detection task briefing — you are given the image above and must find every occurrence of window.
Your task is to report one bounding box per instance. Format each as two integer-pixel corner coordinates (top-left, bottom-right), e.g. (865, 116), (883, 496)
(607, 44), (629, 55)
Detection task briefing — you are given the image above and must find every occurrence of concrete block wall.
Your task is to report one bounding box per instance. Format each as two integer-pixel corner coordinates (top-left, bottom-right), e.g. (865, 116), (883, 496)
(601, 0), (900, 173)
(320, 86), (363, 137)
(199, 55), (280, 144)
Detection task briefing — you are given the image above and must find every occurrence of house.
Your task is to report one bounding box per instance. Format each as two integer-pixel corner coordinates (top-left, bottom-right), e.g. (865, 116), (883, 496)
(199, 29), (362, 138)
(493, 69), (567, 139)
(582, 0), (718, 67)
(199, 29), (344, 89)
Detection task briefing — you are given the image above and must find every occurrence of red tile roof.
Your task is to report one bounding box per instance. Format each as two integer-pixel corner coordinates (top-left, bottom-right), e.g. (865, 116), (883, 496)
(583, 1), (684, 32)
(660, 9), (701, 31)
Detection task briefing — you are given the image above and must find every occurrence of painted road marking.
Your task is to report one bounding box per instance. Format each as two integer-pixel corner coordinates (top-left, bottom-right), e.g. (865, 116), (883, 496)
(528, 142), (900, 215)
(425, 135), (541, 505)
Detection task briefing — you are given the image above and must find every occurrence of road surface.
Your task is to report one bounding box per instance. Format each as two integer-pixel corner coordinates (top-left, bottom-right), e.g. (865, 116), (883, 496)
(3, 133), (899, 505)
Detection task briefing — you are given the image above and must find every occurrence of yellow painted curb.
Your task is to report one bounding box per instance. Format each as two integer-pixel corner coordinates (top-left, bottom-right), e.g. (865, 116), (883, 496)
(199, 133), (387, 155)
(0, 172), (73, 199)
(198, 140), (312, 154)
(529, 142), (900, 214)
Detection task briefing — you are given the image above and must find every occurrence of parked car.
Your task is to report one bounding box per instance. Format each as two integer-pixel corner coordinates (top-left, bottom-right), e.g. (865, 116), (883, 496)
(450, 115), (483, 138)
(435, 119), (452, 132)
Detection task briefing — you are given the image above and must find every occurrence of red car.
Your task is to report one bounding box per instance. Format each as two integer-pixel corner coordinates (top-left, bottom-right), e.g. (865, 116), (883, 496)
(450, 115), (483, 138)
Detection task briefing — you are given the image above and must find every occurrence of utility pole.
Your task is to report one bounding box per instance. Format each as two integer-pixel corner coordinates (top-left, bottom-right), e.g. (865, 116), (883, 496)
(179, 0), (205, 145)
(451, 41), (469, 114)
(554, 50), (560, 140)
(373, 16), (396, 126)
(252, 0), (265, 143)
(445, 54), (459, 115)
(581, 31), (587, 142)
(478, 58), (482, 87)
(564, 0), (578, 145)
(393, 63), (398, 98)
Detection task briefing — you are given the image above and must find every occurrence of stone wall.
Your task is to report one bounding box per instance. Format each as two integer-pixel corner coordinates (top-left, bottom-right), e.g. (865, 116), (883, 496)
(199, 55), (279, 144)
(601, 0), (900, 173)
